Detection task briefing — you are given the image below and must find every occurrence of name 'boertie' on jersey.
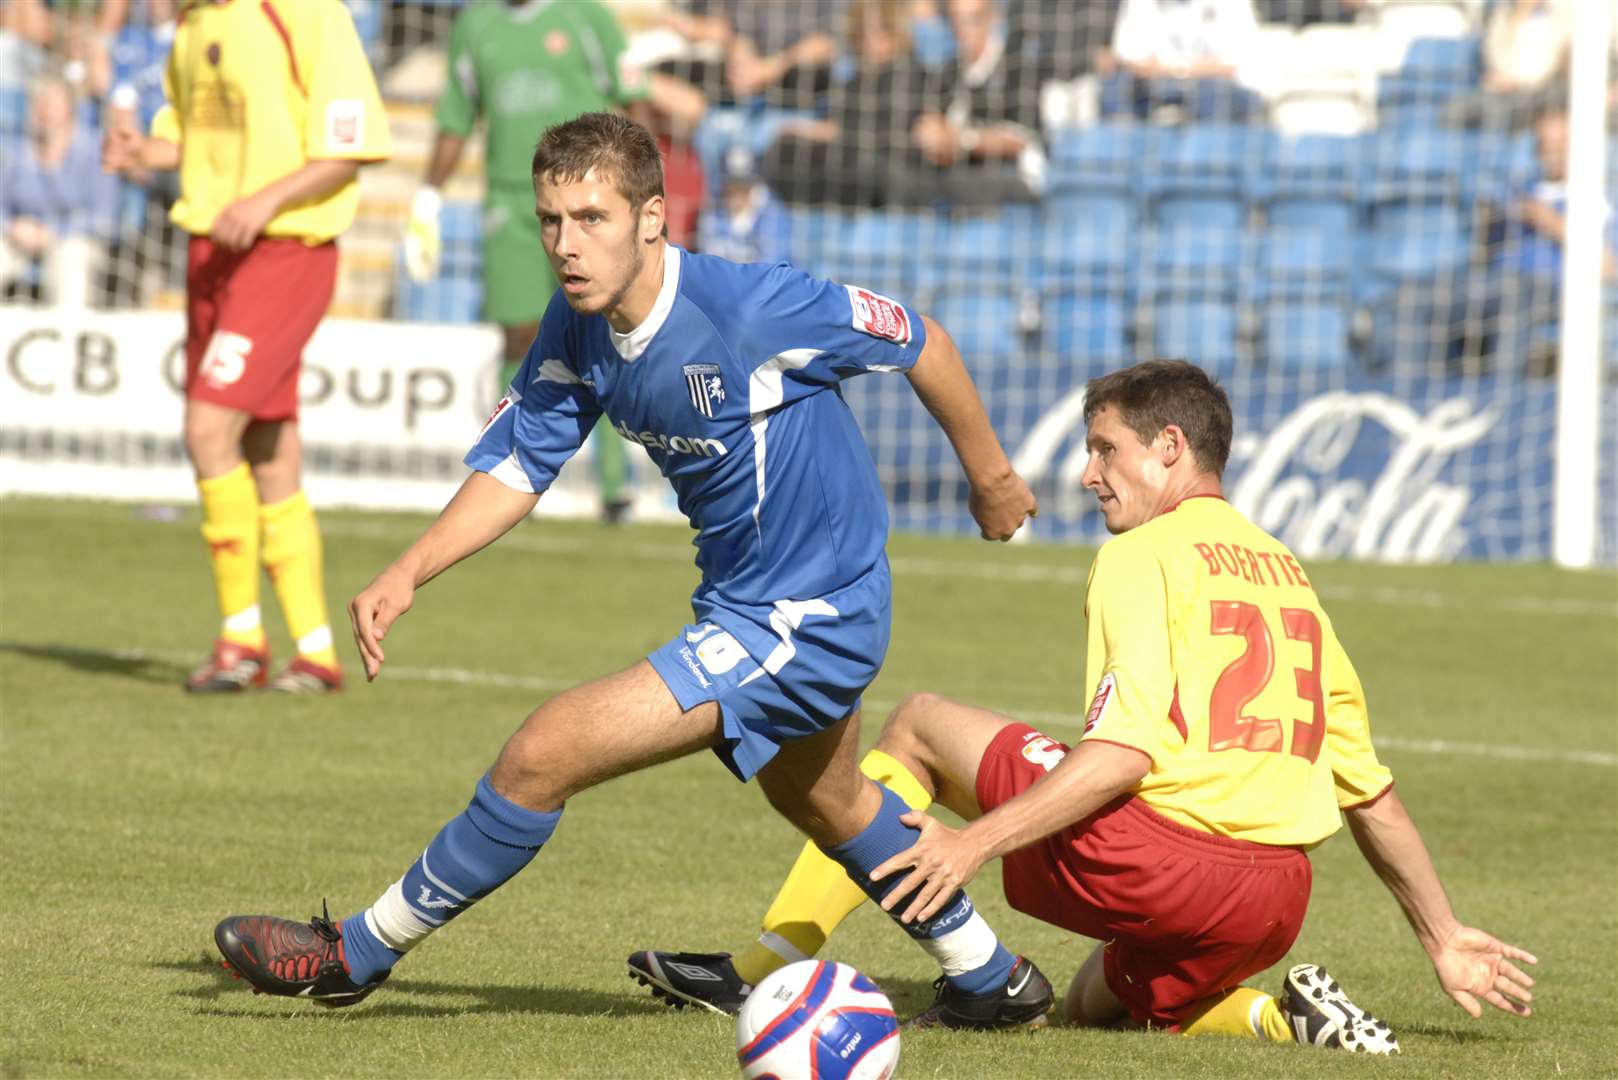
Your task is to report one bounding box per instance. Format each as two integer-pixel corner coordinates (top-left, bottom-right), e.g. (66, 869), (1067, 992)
(614, 418), (728, 458)
(1192, 541), (1311, 588)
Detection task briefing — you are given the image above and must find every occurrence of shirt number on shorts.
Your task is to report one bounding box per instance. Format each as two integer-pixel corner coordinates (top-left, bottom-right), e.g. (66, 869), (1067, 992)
(1207, 601), (1325, 763)
(200, 331), (253, 386)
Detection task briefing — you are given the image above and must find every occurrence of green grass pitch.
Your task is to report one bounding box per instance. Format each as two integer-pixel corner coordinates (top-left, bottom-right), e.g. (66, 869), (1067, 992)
(1, 496), (1614, 1078)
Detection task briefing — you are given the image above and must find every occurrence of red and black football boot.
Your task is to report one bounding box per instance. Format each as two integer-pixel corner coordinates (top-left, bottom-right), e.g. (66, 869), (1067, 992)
(214, 902), (386, 1007)
(266, 655), (344, 694)
(185, 639), (268, 693)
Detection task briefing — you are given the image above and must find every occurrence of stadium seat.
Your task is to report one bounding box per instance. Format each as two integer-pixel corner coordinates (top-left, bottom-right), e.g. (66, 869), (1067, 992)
(392, 252), (482, 324)
(1042, 291), (1132, 362)
(1151, 299), (1243, 367)
(925, 282), (1028, 363)
(1143, 224), (1246, 301)
(1049, 124), (1141, 188)
(1369, 128), (1470, 205)
(1029, 194), (1138, 297)
(821, 210), (922, 295)
(1255, 228), (1355, 300)
(1465, 130), (1538, 205)
(1397, 36), (1480, 86)
(1260, 300), (1354, 369)
(1258, 133), (1364, 201)
(1369, 200), (1470, 280)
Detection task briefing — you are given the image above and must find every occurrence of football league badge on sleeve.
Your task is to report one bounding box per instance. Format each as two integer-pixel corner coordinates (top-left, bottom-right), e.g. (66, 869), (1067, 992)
(844, 284), (912, 344)
(684, 364), (725, 418)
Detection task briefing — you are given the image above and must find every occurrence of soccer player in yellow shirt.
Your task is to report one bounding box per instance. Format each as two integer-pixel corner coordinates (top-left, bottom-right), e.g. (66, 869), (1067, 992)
(103, 0), (391, 693)
(631, 360), (1537, 1048)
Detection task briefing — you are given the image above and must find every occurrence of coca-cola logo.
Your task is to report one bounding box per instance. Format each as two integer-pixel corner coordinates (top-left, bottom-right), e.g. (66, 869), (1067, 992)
(1011, 389), (1498, 563)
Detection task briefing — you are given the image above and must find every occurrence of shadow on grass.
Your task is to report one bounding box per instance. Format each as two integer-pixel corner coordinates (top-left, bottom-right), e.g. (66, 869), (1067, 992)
(0, 641), (188, 685)
(158, 955), (695, 1020)
(1396, 1022), (1501, 1045)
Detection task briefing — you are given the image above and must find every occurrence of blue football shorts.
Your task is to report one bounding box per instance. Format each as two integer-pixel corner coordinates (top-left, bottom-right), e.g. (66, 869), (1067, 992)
(646, 559), (892, 781)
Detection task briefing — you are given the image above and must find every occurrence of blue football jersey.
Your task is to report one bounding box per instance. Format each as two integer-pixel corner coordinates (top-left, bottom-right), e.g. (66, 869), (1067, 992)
(465, 246), (928, 605)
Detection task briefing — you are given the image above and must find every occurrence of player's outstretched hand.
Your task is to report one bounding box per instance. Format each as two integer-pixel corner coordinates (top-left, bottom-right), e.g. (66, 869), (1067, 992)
(348, 565), (417, 682)
(1429, 924), (1537, 1019)
(969, 469), (1037, 542)
(869, 811), (989, 925)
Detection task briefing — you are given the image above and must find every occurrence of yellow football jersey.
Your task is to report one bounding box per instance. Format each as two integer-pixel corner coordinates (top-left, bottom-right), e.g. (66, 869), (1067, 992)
(1080, 496), (1392, 846)
(151, 0), (391, 241)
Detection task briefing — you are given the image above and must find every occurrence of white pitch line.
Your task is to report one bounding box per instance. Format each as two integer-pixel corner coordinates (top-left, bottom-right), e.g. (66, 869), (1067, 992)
(83, 645), (1615, 769)
(317, 522), (1618, 619)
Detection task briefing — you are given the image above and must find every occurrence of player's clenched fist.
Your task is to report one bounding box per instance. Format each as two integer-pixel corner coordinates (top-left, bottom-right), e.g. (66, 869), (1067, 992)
(969, 469), (1038, 542)
(348, 565), (417, 681)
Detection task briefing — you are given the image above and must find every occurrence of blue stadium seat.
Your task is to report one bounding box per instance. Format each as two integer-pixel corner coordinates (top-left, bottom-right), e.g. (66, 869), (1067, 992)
(1369, 200), (1470, 279)
(1143, 126), (1267, 238)
(1374, 96), (1447, 133)
(1043, 292), (1132, 361)
(816, 210), (921, 294)
(1152, 299), (1242, 366)
(439, 200), (483, 244)
(1397, 36), (1480, 87)
(1144, 125), (1271, 195)
(1370, 129), (1470, 204)
(1261, 301), (1353, 369)
(1256, 134), (1365, 203)
(1143, 225), (1246, 300)
(1465, 130), (1538, 204)
(925, 283), (1025, 362)
(1254, 228), (1355, 300)
(1049, 124), (1141, 188)
(1266, 198), (1358, 244)
(1034, 196), (1136, 294)
(393, 252), (482, 324)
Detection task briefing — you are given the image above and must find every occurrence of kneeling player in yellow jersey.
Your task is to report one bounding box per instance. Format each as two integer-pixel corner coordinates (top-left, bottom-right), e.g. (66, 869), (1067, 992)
(630, 360), (1537, 1050)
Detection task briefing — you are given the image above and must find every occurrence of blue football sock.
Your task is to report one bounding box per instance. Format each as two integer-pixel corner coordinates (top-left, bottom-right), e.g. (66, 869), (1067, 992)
(821, 783), (1015, 996)
(341, 775), (561, 985)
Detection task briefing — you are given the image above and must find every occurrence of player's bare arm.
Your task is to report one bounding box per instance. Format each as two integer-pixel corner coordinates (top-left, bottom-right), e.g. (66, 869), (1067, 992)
(101, 128), (179, 175)
(873, 740), (1150, 924)
(1346, 789), (1537, 1018)
(905, 314), (1037, 540)
(212, 158), (370, 252)
(349, 471), (539, 680)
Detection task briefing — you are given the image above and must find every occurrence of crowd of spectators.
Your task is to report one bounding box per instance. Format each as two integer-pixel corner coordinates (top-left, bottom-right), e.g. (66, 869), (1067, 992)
(2, 0), (1613, 378)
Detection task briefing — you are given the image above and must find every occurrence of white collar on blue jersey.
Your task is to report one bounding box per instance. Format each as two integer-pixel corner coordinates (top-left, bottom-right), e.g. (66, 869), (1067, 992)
(609, 244), (681, 363)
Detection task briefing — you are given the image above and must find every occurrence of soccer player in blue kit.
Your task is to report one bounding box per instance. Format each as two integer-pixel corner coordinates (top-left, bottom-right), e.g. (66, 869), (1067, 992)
(213, 112), (1052, 1029)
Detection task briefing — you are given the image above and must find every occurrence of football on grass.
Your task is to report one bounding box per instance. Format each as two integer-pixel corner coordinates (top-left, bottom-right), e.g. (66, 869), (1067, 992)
(735, 960), (900, 1080)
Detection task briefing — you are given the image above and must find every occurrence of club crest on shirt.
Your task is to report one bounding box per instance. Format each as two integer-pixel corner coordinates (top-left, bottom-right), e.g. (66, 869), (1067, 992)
(325, 99), (363, 152)
(1084, 672), (1116, 736)
(683, 364), (725, 418)
(844, 284), (911, 344)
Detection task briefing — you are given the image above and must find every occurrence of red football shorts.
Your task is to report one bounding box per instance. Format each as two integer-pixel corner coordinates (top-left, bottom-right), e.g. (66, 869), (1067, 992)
(184, 235), (337, 421)
(977, 723), (1312, 1029)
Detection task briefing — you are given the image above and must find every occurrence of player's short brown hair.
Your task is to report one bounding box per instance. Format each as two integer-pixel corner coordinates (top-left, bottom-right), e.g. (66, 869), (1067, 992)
(531, 112), (665, 211)
(1084, 360), (1233, 476)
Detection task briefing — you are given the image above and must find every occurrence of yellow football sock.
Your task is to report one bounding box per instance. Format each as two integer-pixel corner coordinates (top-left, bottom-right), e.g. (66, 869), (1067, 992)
(198, 463), (264, 650)
(260, 491), (338, 669)
(732, 750), (934, 987)
(1180, 987), (1293, 1042)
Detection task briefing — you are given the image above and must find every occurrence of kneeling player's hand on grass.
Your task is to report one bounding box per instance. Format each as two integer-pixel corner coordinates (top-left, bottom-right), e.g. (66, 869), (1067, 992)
(348, 566), (417, 681)
(1429, 924), (1537, 1019)
(969, 469), (1037, 542)
(870, 811), (990, 925)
